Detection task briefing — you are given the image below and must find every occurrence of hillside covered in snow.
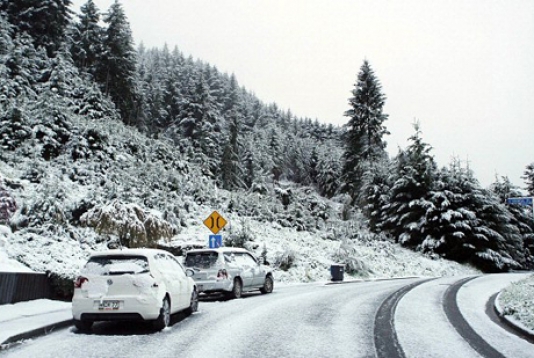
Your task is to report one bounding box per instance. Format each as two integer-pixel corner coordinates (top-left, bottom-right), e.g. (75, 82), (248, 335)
(2, 1), (534, 298)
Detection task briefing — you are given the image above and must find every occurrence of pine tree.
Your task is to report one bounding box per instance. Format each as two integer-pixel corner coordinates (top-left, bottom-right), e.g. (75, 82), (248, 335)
(179, 74), (221, 177)
(421, 162), (523, 272)
(0, 0), (73, 57)
(70, 0), (104, 78)
(342, 60), (389, 204)
(360, 159), (391, 233)
(384, 122), (436, 247)
(490, 176), (534, 268)
(316, 145), (342, 198)
(221, 111), (243, 190)
(523, 163), (534, 195)
(1, 32), (41, 101)
(101, 0), (138, 125)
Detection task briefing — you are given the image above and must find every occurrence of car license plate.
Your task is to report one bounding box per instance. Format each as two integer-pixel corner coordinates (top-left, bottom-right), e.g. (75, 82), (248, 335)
(98, 300), (121, 310)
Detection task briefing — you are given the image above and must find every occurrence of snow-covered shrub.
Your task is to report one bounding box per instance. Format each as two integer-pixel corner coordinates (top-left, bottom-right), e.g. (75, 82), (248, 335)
(31, 104), (72, 161)
(80, 200), (172, 248)
(332, 236), (371, 277)
(275, 187), (292, 209)
(144, 213), (173, 243)
(48, 271), (74, 300)
(69, 127), (109, 162)
(0, 179), (17, 224)
(10, 183), (68, 230)
(0, 106), (32, 155)
(225, 220), (255, 248)
(20, 165), (46, 184)
(275, 249), (296, 271)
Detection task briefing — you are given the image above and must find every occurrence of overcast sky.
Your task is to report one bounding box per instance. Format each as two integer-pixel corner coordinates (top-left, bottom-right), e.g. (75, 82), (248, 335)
(71, 0), (534, 189)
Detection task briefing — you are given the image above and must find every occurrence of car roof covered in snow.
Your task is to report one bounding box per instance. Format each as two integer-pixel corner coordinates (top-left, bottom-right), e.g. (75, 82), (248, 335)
(185, 247), (252, 255)
(89, 248), (170, 258)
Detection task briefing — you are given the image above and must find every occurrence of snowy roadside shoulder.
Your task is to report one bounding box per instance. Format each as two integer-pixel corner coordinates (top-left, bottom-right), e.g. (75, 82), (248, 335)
(496, 274), (534, 335)
(0, 299), (72, 323)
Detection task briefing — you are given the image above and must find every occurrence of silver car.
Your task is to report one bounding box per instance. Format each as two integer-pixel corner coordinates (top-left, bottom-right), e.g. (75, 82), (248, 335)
(183, 247), (274, 299)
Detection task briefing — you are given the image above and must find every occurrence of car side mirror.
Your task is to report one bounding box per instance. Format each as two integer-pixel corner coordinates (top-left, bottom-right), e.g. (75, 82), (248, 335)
(186, 269), (195, 277)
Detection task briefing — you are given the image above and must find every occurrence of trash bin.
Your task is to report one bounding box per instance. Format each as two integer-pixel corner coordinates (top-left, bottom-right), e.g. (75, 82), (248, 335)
(330, 264), (345, 281)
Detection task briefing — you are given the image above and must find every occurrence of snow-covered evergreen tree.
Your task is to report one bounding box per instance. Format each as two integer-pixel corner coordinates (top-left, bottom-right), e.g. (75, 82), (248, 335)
(316, 145), (342, 198)
(69, 0), (104, 79)
(1, 33), (41, 101)
(0, 0), (73, 57)
(490, 176), (534, 268)
(421, 161), (523, 272)
(101, 0), (138, 125)
(523, 163), (534, 196)
(179, 74), (221, 177)
(221, 110), (244, 190)
(360, 158), (391, 233)
(384, 122), (436, 247)
(342, 60), (389, 204)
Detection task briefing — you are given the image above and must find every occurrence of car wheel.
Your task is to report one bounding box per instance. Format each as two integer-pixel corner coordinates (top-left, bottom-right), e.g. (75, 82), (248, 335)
(260, 275), (274, 294)
(227, 278), (242, 299)
(186, 288), (199, 315)
(153, 296), (171, 331)
(74, 319), (93, 332)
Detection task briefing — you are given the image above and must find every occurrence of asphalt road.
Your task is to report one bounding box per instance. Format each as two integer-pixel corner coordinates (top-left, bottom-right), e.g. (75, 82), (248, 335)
(2, 275), (532, 358)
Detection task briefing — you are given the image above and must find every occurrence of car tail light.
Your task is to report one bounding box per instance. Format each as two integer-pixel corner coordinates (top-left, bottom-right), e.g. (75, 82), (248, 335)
(217, 269), (228, 280)
(74, 276), (88, 288)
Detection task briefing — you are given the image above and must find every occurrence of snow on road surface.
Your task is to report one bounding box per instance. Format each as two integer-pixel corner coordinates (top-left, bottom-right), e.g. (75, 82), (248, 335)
(456, 273), (534, 358)
(2, 276), (532, 358)
(396, 276), (483, 358)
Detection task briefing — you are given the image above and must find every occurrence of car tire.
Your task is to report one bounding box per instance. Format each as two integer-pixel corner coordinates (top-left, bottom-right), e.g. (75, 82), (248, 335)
(74, 319), (93, 332)
(227, 278), (242, 299)
(153, 296), (171, 331)
(260, 275), (274, 294)
(186, 288), (199, 315)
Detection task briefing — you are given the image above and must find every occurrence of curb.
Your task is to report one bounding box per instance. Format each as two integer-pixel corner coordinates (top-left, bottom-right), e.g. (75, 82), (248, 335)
(0, 319), (73, 350)
(492, 291), (534, 344)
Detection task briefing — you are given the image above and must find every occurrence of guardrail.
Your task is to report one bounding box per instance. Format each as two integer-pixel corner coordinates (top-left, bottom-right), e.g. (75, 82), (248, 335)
(0, 272), (51, 304)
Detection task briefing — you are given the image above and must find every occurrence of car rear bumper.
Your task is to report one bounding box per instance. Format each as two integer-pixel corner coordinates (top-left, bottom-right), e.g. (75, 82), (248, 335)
(72, 294), (161, 321)
(194, 279), (233, 293)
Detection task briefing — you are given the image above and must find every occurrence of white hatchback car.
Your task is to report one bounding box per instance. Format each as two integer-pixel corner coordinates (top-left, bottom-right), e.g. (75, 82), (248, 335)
(72, 248), (198, 331)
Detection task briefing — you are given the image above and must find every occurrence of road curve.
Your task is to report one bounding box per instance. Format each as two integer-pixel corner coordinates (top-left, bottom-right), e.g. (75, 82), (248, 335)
(3, 280), (416, 358)
(374, 278), (435, 358)
(396, 274), (533, 358)
(3, 275), (531, 358)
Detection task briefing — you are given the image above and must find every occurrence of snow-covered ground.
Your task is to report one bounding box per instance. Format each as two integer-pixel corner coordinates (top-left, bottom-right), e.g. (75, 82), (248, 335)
(2, 220), (533, 332)
(498, 274), (534, 331)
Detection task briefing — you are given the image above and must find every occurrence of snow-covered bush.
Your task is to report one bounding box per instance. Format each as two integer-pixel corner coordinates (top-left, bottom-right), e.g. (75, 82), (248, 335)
(275, 249), (296, 271)
(80, 200), (172, 248)
(0, 107), (32, 155)
(0, 179), (17, 224)
(225, 219), (255, 248)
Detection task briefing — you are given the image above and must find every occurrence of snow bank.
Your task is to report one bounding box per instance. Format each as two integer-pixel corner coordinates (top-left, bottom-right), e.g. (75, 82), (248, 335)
(498, 274), (534, 331)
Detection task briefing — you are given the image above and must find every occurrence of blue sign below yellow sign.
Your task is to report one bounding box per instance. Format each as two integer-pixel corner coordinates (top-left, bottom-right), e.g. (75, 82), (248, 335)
(209, 235), (223, 248)
(506, 197), (534, 206)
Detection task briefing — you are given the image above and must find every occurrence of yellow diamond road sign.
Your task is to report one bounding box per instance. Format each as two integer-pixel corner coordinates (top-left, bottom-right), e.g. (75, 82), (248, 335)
(203, 211), (227, 235)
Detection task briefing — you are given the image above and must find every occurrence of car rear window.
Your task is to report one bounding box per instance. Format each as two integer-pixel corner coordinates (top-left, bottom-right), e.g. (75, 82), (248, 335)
(83, 255), (149, 276)
(184, 252), (219, 268)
